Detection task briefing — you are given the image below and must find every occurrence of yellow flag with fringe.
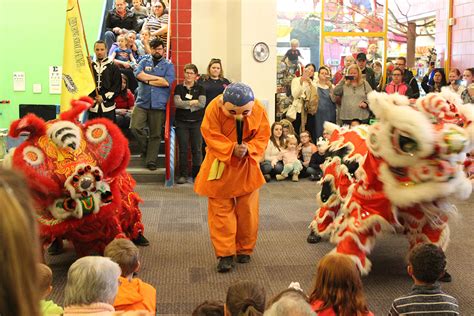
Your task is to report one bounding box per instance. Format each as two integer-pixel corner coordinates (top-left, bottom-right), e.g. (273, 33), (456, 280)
(60, 0), (95, 112)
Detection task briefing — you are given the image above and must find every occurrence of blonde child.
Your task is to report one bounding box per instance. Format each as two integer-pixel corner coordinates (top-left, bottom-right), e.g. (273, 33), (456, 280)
(104, 238), (156, 313)
(273, 135), (303, 182)
(111, 35), (137, 68)
(37, 263), (64, 315)
(136, 29), (151, 57)
(282, 39), (304, 69)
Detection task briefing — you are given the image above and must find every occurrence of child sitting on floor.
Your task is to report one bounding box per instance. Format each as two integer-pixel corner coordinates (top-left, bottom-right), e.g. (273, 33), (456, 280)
(273, 134), (303, 182)
(388, 243), (459, 315)
(308, 136), (329, 181)
(37, 263), (64, 316)
(104, 238), (156, 313)
(298, 130), (318, 179)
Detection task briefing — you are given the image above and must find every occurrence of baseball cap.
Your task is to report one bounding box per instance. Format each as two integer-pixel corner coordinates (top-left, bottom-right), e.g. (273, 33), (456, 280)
(356, 52), (367, 61)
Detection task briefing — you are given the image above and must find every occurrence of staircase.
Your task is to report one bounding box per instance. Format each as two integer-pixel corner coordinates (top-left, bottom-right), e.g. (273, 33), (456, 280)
(126, 133), (168, 184)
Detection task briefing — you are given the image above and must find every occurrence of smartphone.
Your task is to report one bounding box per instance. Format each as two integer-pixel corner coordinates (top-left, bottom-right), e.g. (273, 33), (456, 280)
(429, 61), (435, 67)
(345, 75), (355, 80)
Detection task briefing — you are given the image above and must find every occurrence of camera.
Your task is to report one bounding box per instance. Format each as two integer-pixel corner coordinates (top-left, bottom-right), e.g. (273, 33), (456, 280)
(345, 75), (355, 80)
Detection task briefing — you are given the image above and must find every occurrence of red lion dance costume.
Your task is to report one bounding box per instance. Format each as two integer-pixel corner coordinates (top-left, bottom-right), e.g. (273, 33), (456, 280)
(310, 90), (474, 275)
(5, 97), (146, 256)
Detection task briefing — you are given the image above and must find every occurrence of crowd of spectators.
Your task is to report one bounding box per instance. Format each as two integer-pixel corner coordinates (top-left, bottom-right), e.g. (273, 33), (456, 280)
(93, 1), (474, 185)
(277, 46), (474, 184)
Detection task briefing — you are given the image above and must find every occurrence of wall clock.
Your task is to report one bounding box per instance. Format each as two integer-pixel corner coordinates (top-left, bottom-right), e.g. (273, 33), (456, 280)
(253, 42), (270, 62)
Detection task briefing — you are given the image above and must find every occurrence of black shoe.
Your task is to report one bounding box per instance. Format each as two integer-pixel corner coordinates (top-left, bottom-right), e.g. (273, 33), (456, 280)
(47, 238), (64, 255)
(236, 254), (251, 264)
(307, 231), (322, 244)
(264, 174), (271, 182)
(177, 176), (187, 184)
(217, 256), (234, 273)
(132, 233), (150, 246)
(439, 271), (452, 282)
(146, 162), (157, 171)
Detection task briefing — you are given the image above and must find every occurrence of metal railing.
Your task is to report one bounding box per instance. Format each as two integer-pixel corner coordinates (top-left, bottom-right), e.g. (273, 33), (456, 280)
(164, 81), (176, 187)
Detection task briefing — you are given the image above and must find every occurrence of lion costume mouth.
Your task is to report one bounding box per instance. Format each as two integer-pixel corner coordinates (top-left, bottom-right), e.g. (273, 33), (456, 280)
(389, 159), (458, 187)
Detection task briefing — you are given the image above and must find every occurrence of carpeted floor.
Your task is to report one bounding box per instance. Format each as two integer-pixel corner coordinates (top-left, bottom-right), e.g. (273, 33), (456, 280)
(47, 180), (474, 315)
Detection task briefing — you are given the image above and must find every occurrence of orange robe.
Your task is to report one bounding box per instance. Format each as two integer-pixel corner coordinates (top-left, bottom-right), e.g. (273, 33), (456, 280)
(194, 96), (271, 257)
(113, 276), (156, 312)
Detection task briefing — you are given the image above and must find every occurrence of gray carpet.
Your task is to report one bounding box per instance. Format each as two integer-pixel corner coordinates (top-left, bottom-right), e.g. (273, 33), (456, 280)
(47, 180), (474, 315)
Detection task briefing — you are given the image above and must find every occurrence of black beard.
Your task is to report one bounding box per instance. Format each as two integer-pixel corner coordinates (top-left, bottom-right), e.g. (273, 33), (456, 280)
(152, 54), (163, 62)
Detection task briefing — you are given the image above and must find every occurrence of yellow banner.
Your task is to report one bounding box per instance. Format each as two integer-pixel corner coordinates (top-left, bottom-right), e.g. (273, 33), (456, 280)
(60, 0), (95, 112)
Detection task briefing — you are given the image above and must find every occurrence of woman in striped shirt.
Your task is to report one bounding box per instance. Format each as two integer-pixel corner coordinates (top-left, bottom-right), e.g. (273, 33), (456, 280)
(142, 0), (168, 49)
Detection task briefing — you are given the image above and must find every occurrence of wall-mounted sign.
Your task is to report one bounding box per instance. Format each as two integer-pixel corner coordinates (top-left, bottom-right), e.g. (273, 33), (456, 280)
(49, 66), (62, 94)
(13, 72), (26, 91)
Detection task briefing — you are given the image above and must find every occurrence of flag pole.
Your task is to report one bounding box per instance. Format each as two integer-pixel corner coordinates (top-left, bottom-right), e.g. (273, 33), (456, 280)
(76, 0), (99, 96)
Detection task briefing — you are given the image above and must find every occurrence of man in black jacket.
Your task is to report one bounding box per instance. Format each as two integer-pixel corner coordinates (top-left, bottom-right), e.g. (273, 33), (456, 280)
(104, 0), (138, 51)
(356, 52), (377, 90)
(88, 41), (122, 121)
(395, 56), (420, 98)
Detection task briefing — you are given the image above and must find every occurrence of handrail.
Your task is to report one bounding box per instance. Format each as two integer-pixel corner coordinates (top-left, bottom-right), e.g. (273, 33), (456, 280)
(164, 0), (174, 186)
(164, 81), (177, 187)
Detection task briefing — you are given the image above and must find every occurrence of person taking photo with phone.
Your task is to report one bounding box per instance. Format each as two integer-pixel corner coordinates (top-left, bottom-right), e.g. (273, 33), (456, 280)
(288, 63), (318, 135)
(333, 64), (372, 125)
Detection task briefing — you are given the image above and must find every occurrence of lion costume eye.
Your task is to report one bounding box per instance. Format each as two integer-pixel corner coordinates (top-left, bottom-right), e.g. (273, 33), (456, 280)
(392, 128), (418, 156)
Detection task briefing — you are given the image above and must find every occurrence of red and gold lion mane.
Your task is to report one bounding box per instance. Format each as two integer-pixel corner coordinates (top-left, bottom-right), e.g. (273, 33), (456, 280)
(6, 97), (144, 256)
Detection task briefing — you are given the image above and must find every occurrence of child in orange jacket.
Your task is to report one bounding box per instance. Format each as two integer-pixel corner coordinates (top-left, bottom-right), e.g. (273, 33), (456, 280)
(104, 238), (156, 313)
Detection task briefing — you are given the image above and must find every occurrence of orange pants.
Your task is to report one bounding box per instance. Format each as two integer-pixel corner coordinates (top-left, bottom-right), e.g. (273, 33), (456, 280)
(208, 190), (260, 257)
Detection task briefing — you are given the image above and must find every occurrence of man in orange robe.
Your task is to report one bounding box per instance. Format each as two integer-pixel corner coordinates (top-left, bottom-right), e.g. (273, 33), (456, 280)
(194, 83), (271, 272)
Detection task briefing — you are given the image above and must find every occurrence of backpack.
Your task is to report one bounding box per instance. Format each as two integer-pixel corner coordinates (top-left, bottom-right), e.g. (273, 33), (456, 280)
(304, 84), (319, 115)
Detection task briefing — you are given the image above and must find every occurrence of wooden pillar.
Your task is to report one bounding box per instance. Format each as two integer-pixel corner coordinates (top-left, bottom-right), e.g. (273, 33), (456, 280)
(406, 22), (416, 68)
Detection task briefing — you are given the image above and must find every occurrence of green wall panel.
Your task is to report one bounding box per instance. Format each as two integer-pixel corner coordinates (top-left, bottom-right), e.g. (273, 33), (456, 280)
(0, 0), (105, 128)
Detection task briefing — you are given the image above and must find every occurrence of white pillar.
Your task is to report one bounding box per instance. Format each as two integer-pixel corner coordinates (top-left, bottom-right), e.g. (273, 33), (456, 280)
(192, 0), (277, 123)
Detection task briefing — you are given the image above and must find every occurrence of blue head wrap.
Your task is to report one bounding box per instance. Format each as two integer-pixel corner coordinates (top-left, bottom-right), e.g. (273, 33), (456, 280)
(223, 83), (254, 107)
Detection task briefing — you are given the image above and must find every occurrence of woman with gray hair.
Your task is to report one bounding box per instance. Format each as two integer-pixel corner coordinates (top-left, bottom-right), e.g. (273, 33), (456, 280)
(63, 256), (121, 315)
(264, 288), (315, 316)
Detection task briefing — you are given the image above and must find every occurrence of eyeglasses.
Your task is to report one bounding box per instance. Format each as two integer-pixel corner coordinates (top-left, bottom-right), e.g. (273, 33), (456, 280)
(184, 72), (196, 75)
(394, 63), (405, 66)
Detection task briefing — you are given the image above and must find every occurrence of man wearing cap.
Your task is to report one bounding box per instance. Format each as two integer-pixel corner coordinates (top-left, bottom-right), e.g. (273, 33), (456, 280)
(356, 52), (378, 90)
(194, 83), (271, 273)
